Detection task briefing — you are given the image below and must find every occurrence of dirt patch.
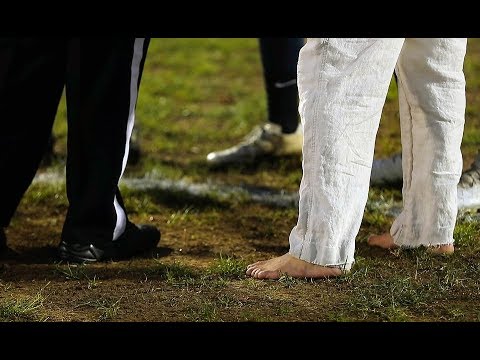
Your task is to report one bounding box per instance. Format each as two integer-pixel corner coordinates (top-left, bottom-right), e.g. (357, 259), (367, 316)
(2, 190), (479, 322)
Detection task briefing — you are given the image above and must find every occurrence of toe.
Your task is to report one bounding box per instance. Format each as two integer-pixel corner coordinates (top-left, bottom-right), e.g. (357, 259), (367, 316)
(246, 266), (256, 276)
(255, 270), (266, 279)
(251, 267), (263, 278)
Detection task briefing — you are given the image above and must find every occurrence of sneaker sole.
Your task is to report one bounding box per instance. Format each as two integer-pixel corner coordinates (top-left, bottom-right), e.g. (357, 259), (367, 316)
(58, 225), (160, 263)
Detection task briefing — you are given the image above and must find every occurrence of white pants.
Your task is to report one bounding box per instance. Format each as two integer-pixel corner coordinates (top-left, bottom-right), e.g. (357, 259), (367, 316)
(289, 38), (467, 271)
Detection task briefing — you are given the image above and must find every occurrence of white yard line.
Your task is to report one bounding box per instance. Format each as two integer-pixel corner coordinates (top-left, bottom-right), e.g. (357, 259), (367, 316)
(33, 170), (480, 213)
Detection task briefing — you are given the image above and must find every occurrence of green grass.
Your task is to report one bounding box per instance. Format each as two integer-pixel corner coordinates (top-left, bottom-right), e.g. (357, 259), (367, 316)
(75, 297), (122, 321)
(150, 257), (248, 287)
(54, 263), (88, 280)
(54, 263), (101, 289)
(454, 221), (480, 250)
(0, 292), (46, 322)
(207, 255), (247, 279)
(21, 182), (67, 208)
(151, 260), (200, 286)
(186, 299), (219, 322)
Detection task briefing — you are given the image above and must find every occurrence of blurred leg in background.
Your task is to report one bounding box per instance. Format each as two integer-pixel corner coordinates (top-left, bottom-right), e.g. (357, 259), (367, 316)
(206, 38), (305, 167)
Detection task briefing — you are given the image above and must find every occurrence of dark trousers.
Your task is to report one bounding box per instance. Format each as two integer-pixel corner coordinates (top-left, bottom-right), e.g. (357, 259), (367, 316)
(259, 38), (304, 134)
(0, 37), (150, 247)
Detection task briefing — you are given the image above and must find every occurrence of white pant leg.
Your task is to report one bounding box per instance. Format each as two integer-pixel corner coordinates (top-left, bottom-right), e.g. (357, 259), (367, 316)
(290, 38), (404, 270)
(390, 38), (467, 247)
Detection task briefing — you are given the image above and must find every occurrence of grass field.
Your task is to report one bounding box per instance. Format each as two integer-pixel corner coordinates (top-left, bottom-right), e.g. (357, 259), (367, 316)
(1, 38), (479, 322)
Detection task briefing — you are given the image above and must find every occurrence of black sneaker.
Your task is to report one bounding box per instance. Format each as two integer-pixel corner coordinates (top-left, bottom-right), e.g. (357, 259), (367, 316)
(58, 223), (160, 263)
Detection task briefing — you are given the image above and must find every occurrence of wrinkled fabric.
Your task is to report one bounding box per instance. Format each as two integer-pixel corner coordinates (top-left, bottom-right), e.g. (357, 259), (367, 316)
(289, 38), (467, 270)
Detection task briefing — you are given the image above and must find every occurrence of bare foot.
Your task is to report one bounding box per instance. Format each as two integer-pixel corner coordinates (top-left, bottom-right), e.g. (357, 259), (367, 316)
(427, 244), (454, 255)
(368, 233), (454, 254)
(367, 233), (398, 249)
(245, 253), (342, 279)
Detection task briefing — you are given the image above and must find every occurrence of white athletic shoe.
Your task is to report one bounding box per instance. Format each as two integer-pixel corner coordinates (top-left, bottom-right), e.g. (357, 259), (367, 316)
(458, 152), (480, 210)
(206, 122), (303, 167)
(370, 153), (403, 185)
(370, 151), (480, 210)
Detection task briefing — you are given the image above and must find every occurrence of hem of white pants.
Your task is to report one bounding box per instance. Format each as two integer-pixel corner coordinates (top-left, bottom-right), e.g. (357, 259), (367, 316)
(393, 240), (454, 249)
(390, 222), (455, 249)
(288, 250), (353, 273)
